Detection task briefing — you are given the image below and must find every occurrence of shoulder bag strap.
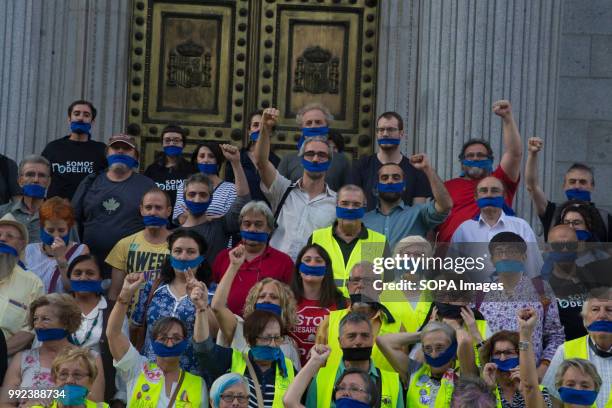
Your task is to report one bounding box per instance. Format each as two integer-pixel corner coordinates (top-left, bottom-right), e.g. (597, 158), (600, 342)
(168, 369), (186, 407)
(244, 352), (265, 408)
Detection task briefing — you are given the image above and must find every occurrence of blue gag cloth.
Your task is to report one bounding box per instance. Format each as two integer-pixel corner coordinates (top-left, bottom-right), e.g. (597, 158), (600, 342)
(197, 163), (218, 175)
(299, 263), (327, 276)
(558, 387), (598, 406)
(250, 346), (288, 377)
(491, 357), (519, 372)
(70, 121), (91, 135)
(587, 320), (612, 333)
(39, 228), (69, 246)
(151, 339), (189, 357)
(565, 188), (591, 202)
(23, 184), (46, 199)
(163, 146), (183, 157)
(336, 207), (366, 220)
(377, 137), (401, 146)
(424, 341), (458, 368)
(70, 280), (104, 294)
(494, 260), (524, 274)
(35, 328), (69, 342)
(107, 154), (138, 168)
(255, 302), (282, 316)
(0, 243), (18, 257)
(184, 199), (211, 216)
(170, 255), (205, 272)
(240, 230), (269, 242)
(377, 182), (404, 193)
(301, 157), (331, 173)
(143, 215), (169, 227)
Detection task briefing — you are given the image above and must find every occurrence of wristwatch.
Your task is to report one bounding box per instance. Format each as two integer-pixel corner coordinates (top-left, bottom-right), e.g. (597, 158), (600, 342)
(518, 340), (530, 351)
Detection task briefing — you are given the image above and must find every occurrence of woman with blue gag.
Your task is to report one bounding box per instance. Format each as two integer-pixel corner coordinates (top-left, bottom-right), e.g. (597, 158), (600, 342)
(554, 359), (602, 408)
(29, 347), (108, 408)
(1, 293), (105, 405)
(25, 196), (88, 294)
(108, 271), (208, 407)
(130, 229), (211, 376)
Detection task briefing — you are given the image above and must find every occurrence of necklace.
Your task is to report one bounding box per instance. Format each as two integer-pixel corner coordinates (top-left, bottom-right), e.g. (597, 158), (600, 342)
(71, 309), (100, 346)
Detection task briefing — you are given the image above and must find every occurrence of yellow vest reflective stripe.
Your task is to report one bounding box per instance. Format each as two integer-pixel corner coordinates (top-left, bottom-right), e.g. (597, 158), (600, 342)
(473, 319), (488, 367)
(311, 225), (387, 294)
(327, 308), (401, 373)
(314, 363), (401, 408)
(31, 401), (107, 408)
(230, 349), (295, 408)
(128, 362), (203, 408)
(563, 335), (610, 408)
(406, 364), (454, 408)
(563, 335), (589, 360)
(382, 296), (431, 334)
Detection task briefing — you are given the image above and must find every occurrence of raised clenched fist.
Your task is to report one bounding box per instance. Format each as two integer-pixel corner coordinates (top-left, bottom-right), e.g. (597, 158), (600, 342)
(493, 100), (512, 118)
(527, 137), (544, 154)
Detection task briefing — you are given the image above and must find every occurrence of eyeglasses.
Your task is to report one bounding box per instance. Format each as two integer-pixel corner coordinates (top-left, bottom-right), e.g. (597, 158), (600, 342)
(463, 152), (490, 160)
(157, 336), (184, 344)
(335, 384), (368, 394)
(477, 187), (502, 194)
(423, 345), (448, 355)
(563, 220), (585, 227)
(163, 137), (182, 144)
(256, 335), (284, 346)
(550, 241), (579, 252)
(57, 371), (90, 381)
(375, 127), (400, 134)
(303, 151), (329, 160)
(492, 349), (518, 359)
(220, 393), (249, 404)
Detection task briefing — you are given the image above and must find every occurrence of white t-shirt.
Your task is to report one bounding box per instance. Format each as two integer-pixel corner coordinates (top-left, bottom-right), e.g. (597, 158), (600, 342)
(114, 345), (208, 408)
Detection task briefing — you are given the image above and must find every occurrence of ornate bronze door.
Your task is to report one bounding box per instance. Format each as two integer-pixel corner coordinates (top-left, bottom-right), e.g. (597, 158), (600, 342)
(126, 0), (380, 165)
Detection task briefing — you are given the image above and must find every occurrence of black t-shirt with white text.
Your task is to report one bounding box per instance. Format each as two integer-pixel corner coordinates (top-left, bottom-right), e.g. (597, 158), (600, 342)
(42, 136), (107, 199)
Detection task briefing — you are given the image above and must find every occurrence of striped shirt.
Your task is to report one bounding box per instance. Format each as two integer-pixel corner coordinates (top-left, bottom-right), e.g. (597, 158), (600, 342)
(173, 180), (237, 221)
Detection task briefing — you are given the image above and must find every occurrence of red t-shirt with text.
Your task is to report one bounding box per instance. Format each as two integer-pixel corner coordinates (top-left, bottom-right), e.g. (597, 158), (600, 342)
(289, 298), (338, 367)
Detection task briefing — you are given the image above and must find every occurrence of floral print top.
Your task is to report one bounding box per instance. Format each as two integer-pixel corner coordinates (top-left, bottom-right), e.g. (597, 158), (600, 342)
(132, 281), (201, 375)
(20, 348), (54, 389)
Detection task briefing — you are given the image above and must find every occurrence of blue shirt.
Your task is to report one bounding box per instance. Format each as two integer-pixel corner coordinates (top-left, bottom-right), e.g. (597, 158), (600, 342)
(363, 201), (447, 249)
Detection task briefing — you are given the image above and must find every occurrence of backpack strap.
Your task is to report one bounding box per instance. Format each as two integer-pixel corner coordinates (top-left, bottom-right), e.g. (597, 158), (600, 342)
(531, 276), (551, 322)
(273, 182), (297, 227)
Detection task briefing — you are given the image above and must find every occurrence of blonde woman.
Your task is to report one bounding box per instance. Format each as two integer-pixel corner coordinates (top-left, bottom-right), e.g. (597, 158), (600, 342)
(30, 347), (108, 407)
(212, 245), (300, 368)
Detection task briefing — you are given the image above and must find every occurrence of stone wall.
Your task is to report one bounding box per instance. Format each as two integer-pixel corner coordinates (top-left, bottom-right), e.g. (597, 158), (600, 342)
(556, 0), (612, 211)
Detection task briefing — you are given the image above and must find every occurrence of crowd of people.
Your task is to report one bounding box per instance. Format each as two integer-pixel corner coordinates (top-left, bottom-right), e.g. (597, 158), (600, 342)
(0, 98), (609, 407)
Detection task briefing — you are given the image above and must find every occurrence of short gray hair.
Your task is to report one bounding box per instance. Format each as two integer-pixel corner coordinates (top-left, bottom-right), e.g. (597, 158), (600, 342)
(298, 136), (334, 159)
(19, 155), (50, 176)
(420, 321), (456, 345)
(338, 312), (372, 337)
(451, 376), (496, 408)
(239, 201), (274, 230)
(296, 102), (333, 126)
(554, 358), (602, 391)
(184, 173), (213, 195)
(210, 373), (249, 408)
(580, 287), (612, 319)
(337, 184), (366, 206)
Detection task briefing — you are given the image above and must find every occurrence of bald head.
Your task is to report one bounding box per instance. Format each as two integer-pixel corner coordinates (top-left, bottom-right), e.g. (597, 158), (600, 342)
(549, 224), (578, 243)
